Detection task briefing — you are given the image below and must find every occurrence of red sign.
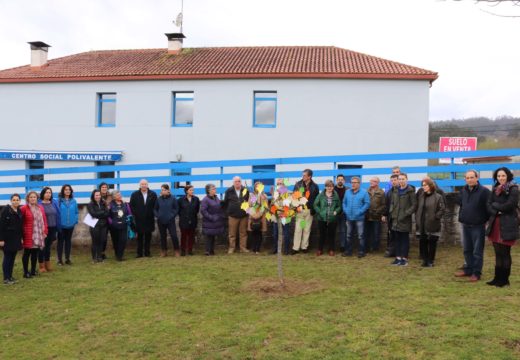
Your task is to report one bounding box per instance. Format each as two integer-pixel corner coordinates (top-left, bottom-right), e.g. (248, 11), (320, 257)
(439, 137), (477, 164)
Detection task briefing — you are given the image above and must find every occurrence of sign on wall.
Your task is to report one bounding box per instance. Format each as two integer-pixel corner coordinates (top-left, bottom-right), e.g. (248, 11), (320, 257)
(0, 150), (123, 162)
(438, 137), (477, 164)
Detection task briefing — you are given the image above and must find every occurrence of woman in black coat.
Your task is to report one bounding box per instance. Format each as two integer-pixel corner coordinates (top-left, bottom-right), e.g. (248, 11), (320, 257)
(178, 185), (200, 256)
(87, 190), (109, 263)
(486, 167), (519, 287)
(0, 194), (23, 284)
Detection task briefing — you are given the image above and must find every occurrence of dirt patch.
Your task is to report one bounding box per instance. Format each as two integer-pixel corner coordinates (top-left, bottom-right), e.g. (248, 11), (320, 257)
(503, 339), (520, 352)
(243, 278), (325, 298)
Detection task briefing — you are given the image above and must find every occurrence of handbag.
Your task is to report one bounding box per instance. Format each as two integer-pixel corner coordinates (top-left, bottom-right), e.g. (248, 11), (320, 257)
(126, 214), (136, 240)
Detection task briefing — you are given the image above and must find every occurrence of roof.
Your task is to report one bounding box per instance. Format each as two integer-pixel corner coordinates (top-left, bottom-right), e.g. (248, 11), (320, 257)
(0, 46), (438, 83)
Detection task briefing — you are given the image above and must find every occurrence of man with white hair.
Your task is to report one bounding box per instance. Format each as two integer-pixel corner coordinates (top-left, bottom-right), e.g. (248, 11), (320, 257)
(130, 179), (158, 258)
(223, 176), (249, 253)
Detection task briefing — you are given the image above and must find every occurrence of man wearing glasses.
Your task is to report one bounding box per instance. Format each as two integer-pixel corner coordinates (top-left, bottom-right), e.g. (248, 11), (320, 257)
(342, 177), (370, 258)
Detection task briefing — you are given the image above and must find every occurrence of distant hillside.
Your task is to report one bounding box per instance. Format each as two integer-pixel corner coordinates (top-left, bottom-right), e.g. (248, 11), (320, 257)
(429, 116), (520, 151)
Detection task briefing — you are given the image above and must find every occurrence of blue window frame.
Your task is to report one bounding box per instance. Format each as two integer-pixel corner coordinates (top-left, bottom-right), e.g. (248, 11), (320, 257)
(172, 92), (194, 127)
(253, 91), (277, 128)
(252, 164), (275, 187)
(96, 161), (115, 189)
(337, 164), (363, 185)
(97, 93), (116, 127)
(27, 160), (44, 183)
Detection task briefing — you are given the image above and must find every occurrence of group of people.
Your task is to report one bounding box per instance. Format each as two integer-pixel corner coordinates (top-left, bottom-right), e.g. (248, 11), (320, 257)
(0, 167), (517, 287)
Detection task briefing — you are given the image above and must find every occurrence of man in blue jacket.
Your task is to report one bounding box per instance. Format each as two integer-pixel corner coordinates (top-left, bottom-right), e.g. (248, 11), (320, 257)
(454, 170), (491, 282)
(342, 177), (370, 258)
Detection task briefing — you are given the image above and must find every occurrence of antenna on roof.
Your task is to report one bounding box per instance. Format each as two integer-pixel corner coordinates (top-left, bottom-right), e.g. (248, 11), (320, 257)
(173, 0), (184, 33)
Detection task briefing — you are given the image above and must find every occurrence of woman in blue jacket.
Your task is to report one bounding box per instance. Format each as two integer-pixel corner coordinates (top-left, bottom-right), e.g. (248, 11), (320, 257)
(38, 187), (61, 272)
(57, 184), (78, 265)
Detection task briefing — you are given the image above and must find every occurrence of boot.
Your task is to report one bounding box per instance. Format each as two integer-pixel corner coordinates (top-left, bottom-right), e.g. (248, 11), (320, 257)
(496, 267), (511, 288)
(45, 261), (52, 272)
(486, 266), (499, 286)
(174, 250), (180, 257)
(160, 250), (167, 257)
(39, 262), (47, 273)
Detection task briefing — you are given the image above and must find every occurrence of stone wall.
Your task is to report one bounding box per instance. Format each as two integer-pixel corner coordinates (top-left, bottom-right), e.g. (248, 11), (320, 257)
(71, 193), (463, 249)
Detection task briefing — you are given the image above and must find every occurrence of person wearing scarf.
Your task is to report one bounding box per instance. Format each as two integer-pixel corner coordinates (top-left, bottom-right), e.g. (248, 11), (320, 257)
(20, 191), (48, 278)
(485, 167), (519, 287)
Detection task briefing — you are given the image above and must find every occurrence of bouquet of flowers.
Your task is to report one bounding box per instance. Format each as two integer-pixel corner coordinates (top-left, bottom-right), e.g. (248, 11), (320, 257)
(266, 179), (309, 229)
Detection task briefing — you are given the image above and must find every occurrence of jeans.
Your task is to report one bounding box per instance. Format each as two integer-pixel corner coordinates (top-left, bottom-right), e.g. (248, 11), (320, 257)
(39, 226), (57, 262)
(346, 220), (365, 255)
(365, 220), (381, 252)
(462, 224), (485, 277)
(158, 221), (180, 251)
(394, 231), (410, 259)
(337, 213), (347, 250)
(2, 249), (17, 280)
(57, 227), (74, 262)
(251, 230), (263, 253)
(272, 222), (290, 254)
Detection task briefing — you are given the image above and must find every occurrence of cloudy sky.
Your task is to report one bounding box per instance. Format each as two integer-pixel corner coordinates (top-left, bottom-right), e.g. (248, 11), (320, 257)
(1, 0), (519, 121)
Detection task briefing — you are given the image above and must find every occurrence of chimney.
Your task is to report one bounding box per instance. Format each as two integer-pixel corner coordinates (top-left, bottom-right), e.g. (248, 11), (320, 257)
(165, 33), (185, 54)
(28, 41), (51, 68)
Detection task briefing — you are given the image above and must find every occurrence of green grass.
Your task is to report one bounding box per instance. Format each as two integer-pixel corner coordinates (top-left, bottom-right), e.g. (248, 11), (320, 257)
(1, 243), (519, 359)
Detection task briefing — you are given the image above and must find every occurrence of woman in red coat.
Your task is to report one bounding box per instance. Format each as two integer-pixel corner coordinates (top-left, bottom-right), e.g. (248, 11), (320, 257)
(20, 191), (48, 278)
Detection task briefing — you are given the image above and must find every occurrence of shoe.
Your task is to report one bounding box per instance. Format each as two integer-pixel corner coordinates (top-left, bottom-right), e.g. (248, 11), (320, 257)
(316, 250), (322, 256)
(454, 270), (470, 277)
(145, 254), (152, 258)
(301, 249), (308, 254)
(290, 250), (299, 255)
(468, 275), (480, 282)
(188, 251), (194, 256)
(357, 253), (366, 258)
(328, 251), (335, 256)
(495, 267), (511, 288)
(271, 249), (277, 255)
(341, 252), (352, 257)
(57, 260), (64, 266)
(3, 279), (14, 285)
(23, 273), (32, 279)
(421, 260), (428, 267)
(65, 259), (72, 265)
(391, 259), (401, 265)
(398, 259), (409, 267)
(44, 261), (52, 272)
(227, 248), (235, 254)
(181, 250), (186, 256)
(175, 250), (181, 257)
(486, 267), (499, 286)
(160, 250), (167, 257)
(210, 251), (215, 256)
(136, 254), (143, 258)
(9, 277), (17, 283)
(39, 262), (47, 273)
(240, 249), (250, 253)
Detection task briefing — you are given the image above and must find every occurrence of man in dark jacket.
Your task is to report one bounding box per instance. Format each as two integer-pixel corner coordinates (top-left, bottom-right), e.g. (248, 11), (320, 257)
(130, 179), (158, 258)
(366, 177), (386, 252)
(292, 169), (320, 254)
(454, 170), (491, 282)
(154, 184), (179, 257)
(223, 176), (249, 253)
(334, 174), (349, 252)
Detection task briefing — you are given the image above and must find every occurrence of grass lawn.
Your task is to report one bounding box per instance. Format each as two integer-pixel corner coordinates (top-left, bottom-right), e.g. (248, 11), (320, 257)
(1, 242), (519, 360)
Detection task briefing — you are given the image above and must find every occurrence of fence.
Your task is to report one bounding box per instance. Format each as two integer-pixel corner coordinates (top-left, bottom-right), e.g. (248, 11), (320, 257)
(0, 149), (519, 203)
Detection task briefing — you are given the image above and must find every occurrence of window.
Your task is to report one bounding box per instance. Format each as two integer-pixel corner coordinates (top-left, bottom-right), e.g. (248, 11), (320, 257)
(96, 161), (115, 189)
(171, 164), (191, 191)
(253, 91), (277, 127)
(337, 164), (363, 184)
(97, 93), (116, 127)
(172, 92), (194, 127)
(27, 160), (44, 183)
(252, 164), (275, 187)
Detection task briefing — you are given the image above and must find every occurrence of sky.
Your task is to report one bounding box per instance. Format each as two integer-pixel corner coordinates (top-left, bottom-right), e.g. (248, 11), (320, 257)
(1, 0), (519, 121)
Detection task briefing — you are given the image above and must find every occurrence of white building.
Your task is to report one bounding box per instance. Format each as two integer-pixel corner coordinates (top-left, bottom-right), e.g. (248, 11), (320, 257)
(0, 34), (437, 202)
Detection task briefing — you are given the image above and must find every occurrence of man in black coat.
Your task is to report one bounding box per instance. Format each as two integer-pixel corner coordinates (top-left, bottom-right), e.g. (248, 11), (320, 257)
(454, 170), (491, 282)
(223, 176), (249, 253)
(130, 179), (158, 257)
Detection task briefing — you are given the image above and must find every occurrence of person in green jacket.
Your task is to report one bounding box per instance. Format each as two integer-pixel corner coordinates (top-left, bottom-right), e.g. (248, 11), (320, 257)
(314, 180), (342, 256)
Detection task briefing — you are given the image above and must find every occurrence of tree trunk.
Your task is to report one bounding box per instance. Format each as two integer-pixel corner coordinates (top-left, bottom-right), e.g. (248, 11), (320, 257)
(277, 220), (285, 287)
